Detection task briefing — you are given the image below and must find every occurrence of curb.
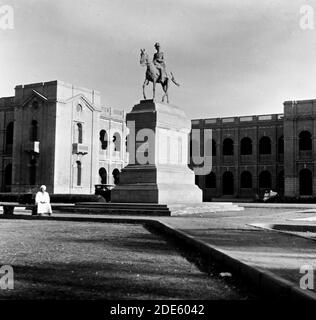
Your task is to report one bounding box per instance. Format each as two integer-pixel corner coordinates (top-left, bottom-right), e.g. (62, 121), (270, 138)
(240, 203), (316, 210)
(147, 220), (316, 300)
(1, 213), (316, 300)
(256, 223), (316, 233)
(249, 222), (316, 244)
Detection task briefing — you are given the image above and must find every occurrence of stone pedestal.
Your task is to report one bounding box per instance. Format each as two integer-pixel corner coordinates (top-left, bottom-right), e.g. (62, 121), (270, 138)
(111, 99), (202, 204)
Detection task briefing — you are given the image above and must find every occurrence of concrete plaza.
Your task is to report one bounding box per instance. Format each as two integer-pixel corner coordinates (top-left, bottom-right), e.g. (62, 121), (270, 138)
(1, 205), (316, 299)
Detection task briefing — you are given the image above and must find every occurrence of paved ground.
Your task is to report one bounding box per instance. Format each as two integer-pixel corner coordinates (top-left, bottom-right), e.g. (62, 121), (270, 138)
(2, 206), (316, 297)
(0, 220), (256, 300)
(162, 208), (316, 288)
(48, 207), (316, 293)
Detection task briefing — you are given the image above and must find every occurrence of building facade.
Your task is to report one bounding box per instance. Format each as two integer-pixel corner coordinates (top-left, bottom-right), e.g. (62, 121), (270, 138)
(192, 100), (316, 200)
(0, 80), (128, 194)
(1, 80), (315, 200)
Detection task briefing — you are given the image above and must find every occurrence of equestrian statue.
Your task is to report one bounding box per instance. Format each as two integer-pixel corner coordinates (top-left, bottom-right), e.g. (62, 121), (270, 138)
(140, 42), (180, 103)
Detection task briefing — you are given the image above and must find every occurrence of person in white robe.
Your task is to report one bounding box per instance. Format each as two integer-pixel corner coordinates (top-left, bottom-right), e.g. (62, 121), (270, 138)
(35, 185), (52, 216)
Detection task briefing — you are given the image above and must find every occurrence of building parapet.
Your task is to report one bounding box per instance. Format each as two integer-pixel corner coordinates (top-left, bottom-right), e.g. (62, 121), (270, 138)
(101, 106), (125, 121)
(284, 99), (316, 105)
(284, 99), (316, 119)
(192, 113), (284, 126)
(0, 96), (15, 108)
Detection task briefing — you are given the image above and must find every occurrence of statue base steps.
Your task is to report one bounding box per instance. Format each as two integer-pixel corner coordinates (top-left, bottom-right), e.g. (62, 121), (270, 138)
(55, 202), (243, 216)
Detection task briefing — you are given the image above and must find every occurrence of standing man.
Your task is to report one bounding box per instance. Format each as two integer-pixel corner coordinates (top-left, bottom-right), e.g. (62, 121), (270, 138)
(35, 185), (52, 216)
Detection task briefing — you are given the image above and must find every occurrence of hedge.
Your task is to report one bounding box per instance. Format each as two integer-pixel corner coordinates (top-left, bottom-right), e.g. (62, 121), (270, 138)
(50, 194), (106, 204)
(0, 193), (106, 204)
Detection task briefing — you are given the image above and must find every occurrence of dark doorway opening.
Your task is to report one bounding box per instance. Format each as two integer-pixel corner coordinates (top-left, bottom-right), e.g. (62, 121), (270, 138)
(299, 169), (312, 196)
(4, 163), (12, 192)
(222, 171), (234, 195)
(259, 170), (272, 189)
(205, 172), (216, 188)
(240, 171), (252, 188)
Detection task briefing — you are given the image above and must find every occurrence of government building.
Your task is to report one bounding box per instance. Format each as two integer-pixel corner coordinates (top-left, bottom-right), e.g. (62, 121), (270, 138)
(0, 80), (315, 201)
(0, 80), (128, 194)
(193, 100), (316, 200)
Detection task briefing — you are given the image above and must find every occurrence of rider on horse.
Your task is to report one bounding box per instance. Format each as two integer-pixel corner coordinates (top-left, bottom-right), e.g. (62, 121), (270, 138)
(153, 42), (168, 83)
(140, 43), (179, 103)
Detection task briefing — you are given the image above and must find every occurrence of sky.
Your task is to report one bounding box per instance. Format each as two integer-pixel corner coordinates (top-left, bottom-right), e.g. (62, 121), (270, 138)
(1, 0), (316, 119)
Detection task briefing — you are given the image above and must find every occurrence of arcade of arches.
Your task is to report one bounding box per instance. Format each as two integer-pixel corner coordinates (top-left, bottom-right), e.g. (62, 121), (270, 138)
(99, 130), (123, 153)
(197, 169), (304, 197)
(98, 167), (121, 185)
(194, 129), (315, 198)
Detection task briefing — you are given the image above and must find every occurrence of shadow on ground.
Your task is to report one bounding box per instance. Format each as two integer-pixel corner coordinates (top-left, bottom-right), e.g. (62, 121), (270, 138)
(0, 220), (256, 300)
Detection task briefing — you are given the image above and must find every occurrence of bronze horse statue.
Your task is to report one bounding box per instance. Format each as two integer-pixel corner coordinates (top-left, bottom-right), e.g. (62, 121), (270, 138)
(140, 49), (179, 103)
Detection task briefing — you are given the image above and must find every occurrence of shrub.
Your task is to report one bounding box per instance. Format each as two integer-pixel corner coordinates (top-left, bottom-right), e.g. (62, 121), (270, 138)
(0, 193), (105, 204)
(0, 193), (22, 203)
(50, 194), (106, 204)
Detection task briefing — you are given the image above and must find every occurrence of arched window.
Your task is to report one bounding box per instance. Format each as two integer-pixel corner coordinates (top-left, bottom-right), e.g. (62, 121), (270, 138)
(99, 130), (108, 150)
(113, 132), (121, 151)
(222, 171), (234, 195)
(30, 120), (38, 142)
(29, 158), (36, 185)
(300, 169), (312, 195)
(77, 123), (83, 144)
(6, 122), (14, 145)
(112, 168), (120, 185)
(76, 161), (82, 186)
(259, 170), (272, 189)
(212, 139), (216, 156)
(240, 137), (252, 155)
(76, 104), (82, 113)
(223, 138), (234, 156)
(205, 172), (216, 188)
(240, 171), (252, 188)
(278, 136), (284, 154)
(99, 167), (107, 184)
(4, 163), (12, 191)
(299, 131), (312, 151)
(259, 136), (271, 155)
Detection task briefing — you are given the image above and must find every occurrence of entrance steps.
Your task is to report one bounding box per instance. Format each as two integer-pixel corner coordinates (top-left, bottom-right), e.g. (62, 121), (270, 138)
(54, 201), (243, 216)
